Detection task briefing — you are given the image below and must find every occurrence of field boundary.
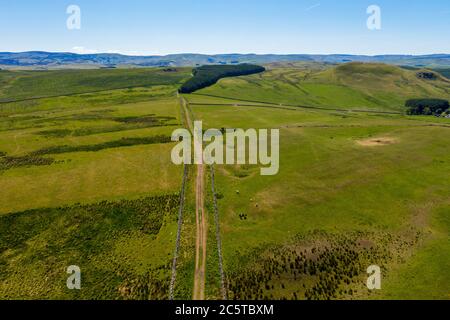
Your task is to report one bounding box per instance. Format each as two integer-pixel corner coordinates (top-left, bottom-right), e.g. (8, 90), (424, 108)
(189, 102), (300, 112)
(0, 84), (181, 105)
(169, 94), (192, 300)
(190, 93), (403, 115)
(169, 164), (189, 300)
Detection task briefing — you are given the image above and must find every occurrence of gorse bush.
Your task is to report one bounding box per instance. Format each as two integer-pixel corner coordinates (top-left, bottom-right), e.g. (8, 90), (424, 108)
(179, 64), (266, 94)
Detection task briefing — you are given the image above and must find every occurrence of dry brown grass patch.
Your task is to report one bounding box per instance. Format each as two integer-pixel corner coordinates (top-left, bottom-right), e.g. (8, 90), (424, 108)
(356, 137), (397, 147)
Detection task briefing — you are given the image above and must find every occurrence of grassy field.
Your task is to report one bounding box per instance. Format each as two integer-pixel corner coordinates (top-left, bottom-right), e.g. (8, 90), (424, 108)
(0, 195), (179, 299)
(0, 68), (191, 102)
(196, 62), (450, 112)
(184, 62), (450, 300)
(0, 63), (448, 300)
(0, 69), (189, 299)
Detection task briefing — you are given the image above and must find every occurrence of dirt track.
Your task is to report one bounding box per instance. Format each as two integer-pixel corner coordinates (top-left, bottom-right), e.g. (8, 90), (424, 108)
(181, 97), (207, 300)
(192, 161), (207, 300)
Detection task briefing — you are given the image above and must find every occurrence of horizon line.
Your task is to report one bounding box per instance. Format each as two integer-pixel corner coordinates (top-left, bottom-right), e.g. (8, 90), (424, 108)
(1, 50), (450, 58)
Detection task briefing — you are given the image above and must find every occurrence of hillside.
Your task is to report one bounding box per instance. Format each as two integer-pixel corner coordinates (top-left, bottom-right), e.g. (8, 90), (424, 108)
(194, 62), (450, 112)
(433, 68), (450, 79)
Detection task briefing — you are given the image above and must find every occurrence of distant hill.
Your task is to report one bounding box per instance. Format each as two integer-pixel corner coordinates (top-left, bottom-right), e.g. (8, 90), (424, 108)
(1, 52), (450, 69)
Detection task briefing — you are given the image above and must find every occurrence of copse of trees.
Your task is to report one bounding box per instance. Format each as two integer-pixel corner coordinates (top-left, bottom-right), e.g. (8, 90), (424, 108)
(179, 64), (266, 94)
(405, 98), (449, 116)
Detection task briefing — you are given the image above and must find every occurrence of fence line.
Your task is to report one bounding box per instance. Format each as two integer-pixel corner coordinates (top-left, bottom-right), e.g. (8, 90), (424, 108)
(210, 164), (227, 300)
(169, 164), (189, 300)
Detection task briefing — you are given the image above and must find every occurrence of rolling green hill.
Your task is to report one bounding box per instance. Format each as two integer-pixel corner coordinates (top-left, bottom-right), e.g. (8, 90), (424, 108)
(195, 62), (450, 112)
(186, 77), (450, 300)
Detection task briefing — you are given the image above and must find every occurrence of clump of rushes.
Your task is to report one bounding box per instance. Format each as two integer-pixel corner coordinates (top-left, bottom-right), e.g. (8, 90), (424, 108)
(227, 230), (419, 300)
(0, 155), (54, 171)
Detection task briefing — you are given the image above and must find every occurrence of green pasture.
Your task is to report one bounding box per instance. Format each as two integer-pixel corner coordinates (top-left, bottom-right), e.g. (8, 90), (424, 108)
(190, 78), (450, 299)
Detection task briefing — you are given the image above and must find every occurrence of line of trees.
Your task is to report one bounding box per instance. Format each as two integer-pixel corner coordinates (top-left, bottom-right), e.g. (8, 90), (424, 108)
(179, 64), (266, 94)
(405, 99), (450, 116)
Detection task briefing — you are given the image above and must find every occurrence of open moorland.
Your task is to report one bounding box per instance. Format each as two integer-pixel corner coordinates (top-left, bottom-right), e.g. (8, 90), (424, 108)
(0, 68), (190, 299)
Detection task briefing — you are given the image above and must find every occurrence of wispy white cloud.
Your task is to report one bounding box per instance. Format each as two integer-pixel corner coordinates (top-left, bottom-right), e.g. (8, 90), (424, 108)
(71, 46), (99, 54)
(305, 3), (321, 12)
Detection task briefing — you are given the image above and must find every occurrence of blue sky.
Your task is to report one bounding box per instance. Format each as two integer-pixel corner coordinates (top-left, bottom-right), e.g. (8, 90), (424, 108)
(0, 0), (449, 55)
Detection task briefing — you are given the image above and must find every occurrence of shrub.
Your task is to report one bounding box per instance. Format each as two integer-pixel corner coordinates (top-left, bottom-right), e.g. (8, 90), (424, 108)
(405, 99), (449, 115)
